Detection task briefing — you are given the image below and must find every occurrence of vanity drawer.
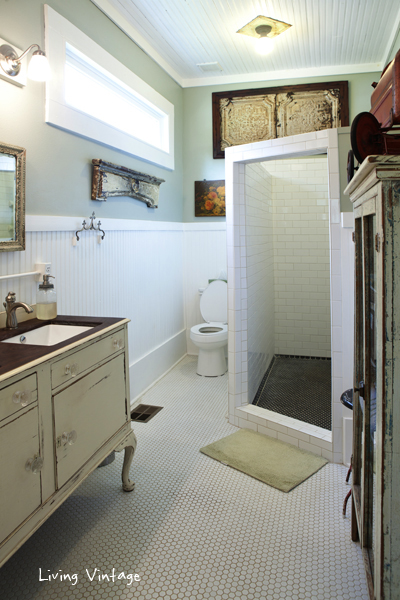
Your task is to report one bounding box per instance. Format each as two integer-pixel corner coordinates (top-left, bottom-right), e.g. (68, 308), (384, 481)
(54, 354), (127, 489)
(51, 329), (125, 390)
(0, 374), (37, 423)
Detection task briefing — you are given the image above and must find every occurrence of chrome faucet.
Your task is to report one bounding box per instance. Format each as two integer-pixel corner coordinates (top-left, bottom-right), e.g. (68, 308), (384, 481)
(3, 292), (33, 329)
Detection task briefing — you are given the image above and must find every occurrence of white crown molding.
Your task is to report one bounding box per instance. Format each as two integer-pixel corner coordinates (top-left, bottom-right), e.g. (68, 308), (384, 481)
(382, 5), (400, 66)
(181, 62), (383, 88)
(90, 0), (184, 87)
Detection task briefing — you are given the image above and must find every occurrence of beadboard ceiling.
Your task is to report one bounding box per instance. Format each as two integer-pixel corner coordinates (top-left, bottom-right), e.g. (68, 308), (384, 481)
(91, 0), (400, 87)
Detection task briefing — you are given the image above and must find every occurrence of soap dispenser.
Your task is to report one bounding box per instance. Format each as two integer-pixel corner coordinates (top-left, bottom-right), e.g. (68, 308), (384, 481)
(37, 274), (57, 320)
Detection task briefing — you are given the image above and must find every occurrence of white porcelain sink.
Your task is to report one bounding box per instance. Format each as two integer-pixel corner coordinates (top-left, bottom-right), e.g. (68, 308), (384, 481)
(2, 324), (93, 346)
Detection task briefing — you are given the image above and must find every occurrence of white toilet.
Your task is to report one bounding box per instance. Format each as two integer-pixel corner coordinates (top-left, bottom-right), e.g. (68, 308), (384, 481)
(190, 279), (228, 376)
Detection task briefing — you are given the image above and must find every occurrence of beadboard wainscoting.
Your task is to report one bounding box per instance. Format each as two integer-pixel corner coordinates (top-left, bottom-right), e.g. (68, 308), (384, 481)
(0, 217), (186, 401)
(0, 217), (228, 401)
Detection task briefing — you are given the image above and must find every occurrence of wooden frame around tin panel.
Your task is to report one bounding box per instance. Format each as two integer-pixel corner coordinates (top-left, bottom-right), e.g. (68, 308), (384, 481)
(212, 81), (349, 159)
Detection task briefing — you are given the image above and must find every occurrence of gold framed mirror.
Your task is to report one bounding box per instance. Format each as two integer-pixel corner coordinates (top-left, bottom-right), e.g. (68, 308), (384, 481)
(0, 141), (25, 252)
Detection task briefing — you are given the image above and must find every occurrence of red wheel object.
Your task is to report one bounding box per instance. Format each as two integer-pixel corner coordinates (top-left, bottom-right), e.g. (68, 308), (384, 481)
(347, 149), (355, 183)
(351, 112), (383, 164)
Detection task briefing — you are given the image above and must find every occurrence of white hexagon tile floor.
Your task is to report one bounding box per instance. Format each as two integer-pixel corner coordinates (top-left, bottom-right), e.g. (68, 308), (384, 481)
(0, 356), (368, 600)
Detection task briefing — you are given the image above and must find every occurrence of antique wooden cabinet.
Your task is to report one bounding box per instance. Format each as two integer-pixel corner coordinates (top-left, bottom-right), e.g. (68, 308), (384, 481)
(345, 156), (400, 600)
(0, 316), (136, 567)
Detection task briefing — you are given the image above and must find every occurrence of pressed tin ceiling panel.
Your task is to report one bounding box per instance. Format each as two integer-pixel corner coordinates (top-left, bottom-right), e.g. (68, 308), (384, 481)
(91, 0), (400, 86)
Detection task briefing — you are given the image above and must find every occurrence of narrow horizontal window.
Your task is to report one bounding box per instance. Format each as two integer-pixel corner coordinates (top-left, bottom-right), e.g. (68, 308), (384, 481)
(65, 45), (168, 152)
(45, 6), (174, 170)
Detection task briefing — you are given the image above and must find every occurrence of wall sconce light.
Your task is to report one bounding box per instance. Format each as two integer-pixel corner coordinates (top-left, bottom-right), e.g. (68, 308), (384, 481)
(237, 15), (292, 55)
(0, 40), (49, 84)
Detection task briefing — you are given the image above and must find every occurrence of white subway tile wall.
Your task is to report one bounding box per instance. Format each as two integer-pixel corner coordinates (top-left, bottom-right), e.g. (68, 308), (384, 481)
(245, 163), (275, 403)
(264, 156), (331, 357)
(225, 128), (352, 460)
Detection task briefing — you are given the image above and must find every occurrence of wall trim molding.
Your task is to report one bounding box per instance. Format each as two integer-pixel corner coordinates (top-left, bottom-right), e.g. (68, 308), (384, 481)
(26, 215), (227, 233)
(341, 212), (355, 228)
(182, 63), (382, 88)
(183, 222), (226, 231)
(129, 329), (187, 402)
(130, 354), (187, 408)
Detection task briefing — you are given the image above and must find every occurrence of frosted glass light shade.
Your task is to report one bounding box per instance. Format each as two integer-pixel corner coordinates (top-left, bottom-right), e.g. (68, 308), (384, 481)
(28, 53), (50, 81)
(255, 37), (274, 55)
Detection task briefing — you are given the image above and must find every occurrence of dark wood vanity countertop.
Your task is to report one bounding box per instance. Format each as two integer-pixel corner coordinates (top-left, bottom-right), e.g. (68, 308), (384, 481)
(0, 315), (128, 379)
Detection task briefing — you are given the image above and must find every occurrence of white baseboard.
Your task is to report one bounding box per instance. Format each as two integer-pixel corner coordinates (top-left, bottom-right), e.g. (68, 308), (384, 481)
(129, 329), (187, 404)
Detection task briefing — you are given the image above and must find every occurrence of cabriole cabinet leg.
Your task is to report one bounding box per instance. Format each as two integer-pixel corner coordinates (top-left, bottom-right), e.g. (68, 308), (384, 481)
(115, 430), (137, 492)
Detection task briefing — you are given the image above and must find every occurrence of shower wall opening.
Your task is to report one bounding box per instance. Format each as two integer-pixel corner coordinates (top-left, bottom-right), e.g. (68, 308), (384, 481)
(226, 128), (354, 463)
(245, 156), (332, 431)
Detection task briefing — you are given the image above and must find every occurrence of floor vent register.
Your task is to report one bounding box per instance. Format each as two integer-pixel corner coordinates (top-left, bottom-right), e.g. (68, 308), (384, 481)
(131, 404), (163, 423)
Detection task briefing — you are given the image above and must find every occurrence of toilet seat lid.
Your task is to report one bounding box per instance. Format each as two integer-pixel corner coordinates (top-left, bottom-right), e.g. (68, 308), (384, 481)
(200, 280), (227, 323)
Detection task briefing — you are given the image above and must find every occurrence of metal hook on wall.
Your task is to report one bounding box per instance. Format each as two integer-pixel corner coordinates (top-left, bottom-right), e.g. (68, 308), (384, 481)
(74, 212), (105, 243)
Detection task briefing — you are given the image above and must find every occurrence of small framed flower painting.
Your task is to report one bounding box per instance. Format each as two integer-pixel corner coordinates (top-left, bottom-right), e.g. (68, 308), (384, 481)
(195, 180), (226, 217)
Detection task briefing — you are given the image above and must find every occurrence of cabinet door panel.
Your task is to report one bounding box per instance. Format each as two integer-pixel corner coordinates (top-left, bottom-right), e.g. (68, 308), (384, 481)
(0, 408), (41, 542)
(54, 354), (127, 488)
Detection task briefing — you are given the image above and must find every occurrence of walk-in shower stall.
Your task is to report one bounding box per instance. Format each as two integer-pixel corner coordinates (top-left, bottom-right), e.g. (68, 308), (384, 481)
(246, 156), (331, 431)
(225, 129), (354, 463)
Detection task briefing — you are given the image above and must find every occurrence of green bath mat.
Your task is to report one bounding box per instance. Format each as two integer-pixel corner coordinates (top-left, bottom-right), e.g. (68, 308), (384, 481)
(200, 429), (328, 492)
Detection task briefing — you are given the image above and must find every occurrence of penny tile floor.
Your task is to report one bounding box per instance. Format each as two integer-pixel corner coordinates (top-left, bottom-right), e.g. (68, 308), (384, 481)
(0, 356), (368, 599)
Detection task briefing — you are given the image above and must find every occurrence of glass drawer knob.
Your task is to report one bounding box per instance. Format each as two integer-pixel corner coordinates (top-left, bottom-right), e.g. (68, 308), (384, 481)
(113, 338), (123, 350)
(25, 456), (44, 473)
(65, 363), (78, 377)
(12, 390), (31, 407)
(62, 430), (77, 446)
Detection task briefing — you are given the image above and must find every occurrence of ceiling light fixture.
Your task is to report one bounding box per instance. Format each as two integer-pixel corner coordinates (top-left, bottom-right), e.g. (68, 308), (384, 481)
(237, 15), (292, 55)
(0, 42), (49, 82)
(254, 25), (274, 55)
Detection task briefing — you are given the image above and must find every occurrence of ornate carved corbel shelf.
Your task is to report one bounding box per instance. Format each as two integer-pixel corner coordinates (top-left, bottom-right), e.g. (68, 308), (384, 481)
(91, 159), (165, 208)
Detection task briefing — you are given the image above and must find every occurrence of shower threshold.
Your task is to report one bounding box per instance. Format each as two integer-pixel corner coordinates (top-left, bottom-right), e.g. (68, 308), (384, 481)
(253, 355), (332, 431)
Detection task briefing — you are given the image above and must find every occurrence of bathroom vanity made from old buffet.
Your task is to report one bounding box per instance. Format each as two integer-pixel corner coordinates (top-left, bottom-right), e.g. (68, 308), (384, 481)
(0, 315), (136, 568)
(345, 156), (400, 600)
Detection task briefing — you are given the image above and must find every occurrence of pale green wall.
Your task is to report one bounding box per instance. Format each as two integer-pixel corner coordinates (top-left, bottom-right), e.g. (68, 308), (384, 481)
(1, 0), (395, 223)
(182, 72), (381, 221)
(0, 0), (184, 221)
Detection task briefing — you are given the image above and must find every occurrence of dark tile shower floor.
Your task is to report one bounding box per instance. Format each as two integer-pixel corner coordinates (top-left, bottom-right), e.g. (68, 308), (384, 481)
(253, 355), (332, 430)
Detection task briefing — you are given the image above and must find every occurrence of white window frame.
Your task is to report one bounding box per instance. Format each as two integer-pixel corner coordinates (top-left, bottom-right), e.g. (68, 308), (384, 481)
(44, 5), (174, 170)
